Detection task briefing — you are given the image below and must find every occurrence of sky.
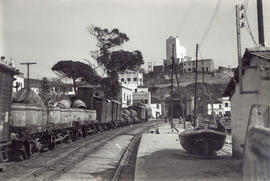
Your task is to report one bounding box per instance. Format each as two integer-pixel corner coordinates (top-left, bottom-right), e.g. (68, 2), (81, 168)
(0, 0), (270, 79)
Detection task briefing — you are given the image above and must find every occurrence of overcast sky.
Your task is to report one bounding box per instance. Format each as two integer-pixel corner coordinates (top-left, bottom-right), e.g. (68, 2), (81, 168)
(0, 0), (270, 79)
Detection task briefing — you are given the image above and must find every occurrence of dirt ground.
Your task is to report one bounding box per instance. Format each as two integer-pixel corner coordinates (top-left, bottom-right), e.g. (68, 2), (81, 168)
(135, 123), (242, 181)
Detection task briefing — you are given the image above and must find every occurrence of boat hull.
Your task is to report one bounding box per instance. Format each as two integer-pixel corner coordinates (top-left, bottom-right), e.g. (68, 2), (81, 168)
(179, 129), (226, 155)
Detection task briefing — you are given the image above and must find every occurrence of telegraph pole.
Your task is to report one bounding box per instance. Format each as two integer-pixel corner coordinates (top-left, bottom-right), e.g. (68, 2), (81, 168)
(235, 5), (244, 94)
(257, 0), (265, 47)
(20, 62), (37, 90)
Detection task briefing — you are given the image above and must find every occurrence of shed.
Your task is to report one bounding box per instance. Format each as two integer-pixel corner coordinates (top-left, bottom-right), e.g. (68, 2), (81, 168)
(223, 47), (270, 158)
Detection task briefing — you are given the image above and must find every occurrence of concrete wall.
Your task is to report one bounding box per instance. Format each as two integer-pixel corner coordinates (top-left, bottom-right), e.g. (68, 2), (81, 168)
(231, 57), (270, 157)
(10, 103), (97, 128)
(243, 105), (270, 180)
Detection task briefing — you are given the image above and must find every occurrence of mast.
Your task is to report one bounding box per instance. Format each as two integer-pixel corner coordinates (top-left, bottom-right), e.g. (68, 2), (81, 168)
(173, 54), (186, 129)
(257, 0), (265, 46)
(169, 44), (174, 128)
(201, 59), (205, 123)
(194, 44), (199, 130)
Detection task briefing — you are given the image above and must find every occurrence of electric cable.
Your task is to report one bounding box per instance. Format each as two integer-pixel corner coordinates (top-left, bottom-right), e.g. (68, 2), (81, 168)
(199, 0), (223, 47)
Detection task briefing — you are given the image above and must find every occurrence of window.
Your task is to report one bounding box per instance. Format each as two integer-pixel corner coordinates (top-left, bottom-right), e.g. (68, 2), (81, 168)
(219, 105), (222, 109)
(225, 103), (229, 107)
(127, 78), (131, 82)
(206, 67), (209, 72)
(188, 68), (191, 72)
(133, 78), (137, 81)
(121, 78), (124, 82)
(135, 89), (137, 92)
(188, 63), (190, 65)
(157, 104), (159, 109)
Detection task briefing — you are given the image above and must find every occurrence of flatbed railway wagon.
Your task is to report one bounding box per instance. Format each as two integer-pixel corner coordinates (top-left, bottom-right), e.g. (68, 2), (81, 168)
(0, 62), (19, 163)
(9, 101), (97, 158)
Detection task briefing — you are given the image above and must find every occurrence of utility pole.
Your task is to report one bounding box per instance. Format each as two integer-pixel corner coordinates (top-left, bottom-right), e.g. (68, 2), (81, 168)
(257, 0), (265, 47)
(20, 62), (37, 90)
(235, 5), (245, 94)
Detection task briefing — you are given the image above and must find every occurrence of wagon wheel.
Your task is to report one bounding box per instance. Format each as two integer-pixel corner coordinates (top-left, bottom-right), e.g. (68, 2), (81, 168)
(48, 136), (56, 150)
(82, 128), (87, 138)
(71, 129), (77, 142)
(23, 140), (32, 159)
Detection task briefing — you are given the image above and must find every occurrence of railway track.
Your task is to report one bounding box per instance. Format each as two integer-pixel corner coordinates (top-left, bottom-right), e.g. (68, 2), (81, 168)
(0, 121), (157, 181)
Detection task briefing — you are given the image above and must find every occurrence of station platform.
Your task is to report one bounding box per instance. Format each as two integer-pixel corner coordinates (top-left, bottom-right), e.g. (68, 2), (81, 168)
(134, 121), (241, 181)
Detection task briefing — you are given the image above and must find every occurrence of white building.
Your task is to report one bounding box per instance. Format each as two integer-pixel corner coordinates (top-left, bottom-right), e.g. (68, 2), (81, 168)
(13, 73), (24, 93)
(223, 48), (270, 158)
(150, 103), (162, 118)
(207, 97), (231, 116)
(119, 70), (143, 91)
(133, 87), (151, 105)
(164, 36), (186, 67)
(118, 85), (133, 108)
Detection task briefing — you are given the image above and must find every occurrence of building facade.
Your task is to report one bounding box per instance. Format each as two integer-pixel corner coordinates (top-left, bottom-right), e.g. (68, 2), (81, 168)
(180, 59), (214, 73)
(207, 97), (231, 116)
(223, 48), (270, 158)
(119, 70), (143, 91)
(118, 85), (133, 108)
(164, 36), (186, 67)
(150, 103), (162, 118)
(133, 87), (151, 105)
(13, 73), (24, 93)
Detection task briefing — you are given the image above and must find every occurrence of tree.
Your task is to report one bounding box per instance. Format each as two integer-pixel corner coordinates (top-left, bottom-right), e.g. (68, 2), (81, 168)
(51, 60), (99, 94)
(88, 26), (144, 97)
(39, 78), (72, 105)
(39, 78), (52, 105)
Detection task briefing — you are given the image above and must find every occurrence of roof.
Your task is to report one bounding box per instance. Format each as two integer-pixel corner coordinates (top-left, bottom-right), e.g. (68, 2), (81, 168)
(121, 84), (133, 91)
(0, 62), (19, 75)
(181, 59), (213, 63)
(223, 47), (270, 97)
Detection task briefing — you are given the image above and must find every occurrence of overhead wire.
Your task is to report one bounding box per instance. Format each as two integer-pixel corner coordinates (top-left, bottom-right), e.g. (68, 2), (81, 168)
(242, 0), (258, 47)
(199, 0), (223, 47)
(175, 1), (195, 37)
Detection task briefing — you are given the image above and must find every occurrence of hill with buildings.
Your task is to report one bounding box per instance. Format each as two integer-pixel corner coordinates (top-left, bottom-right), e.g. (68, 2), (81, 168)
(144, 67), (232, 108)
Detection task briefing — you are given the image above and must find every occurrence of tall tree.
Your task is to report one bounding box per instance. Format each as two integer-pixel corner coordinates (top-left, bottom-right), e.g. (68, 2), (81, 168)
(87, 25), (144, 97)
(51, 60), (99, 94)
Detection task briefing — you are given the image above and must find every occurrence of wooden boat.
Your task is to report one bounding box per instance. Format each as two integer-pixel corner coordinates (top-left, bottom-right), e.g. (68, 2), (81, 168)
(179, 128), (226, 155)
(178, 44), (226, 155)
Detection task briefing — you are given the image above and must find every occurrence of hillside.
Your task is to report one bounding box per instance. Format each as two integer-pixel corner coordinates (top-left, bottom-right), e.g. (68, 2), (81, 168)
(144, 71), (230, 105)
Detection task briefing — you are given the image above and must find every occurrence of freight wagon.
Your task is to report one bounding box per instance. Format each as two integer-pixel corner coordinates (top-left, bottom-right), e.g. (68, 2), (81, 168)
(0, 66), (151, 163)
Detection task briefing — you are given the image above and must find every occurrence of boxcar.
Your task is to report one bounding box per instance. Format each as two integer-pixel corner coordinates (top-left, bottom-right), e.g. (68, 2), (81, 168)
(93, 96), (107, 124)
(0, 63), (18, 163)
(111, 100), (122, 127)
